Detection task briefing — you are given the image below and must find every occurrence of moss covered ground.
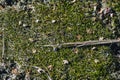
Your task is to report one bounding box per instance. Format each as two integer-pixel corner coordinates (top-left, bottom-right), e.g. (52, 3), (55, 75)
(0, 0), (120, 80)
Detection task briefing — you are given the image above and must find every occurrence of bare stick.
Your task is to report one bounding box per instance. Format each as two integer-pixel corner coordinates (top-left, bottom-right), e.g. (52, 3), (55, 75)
(41, 39), (120, 50)
(2, 27), (4, 58)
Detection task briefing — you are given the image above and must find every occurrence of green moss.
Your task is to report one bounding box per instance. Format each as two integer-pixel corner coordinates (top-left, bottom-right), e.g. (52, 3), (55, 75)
(0, 0), (120, 79)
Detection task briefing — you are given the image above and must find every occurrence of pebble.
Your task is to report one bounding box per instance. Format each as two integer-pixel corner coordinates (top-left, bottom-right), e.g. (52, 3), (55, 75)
(51, 20), (56, 23)
(35, 19), (39, 23)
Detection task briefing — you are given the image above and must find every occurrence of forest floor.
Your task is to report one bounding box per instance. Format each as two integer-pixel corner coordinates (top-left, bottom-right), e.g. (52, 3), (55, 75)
(0, 0), (120, 80)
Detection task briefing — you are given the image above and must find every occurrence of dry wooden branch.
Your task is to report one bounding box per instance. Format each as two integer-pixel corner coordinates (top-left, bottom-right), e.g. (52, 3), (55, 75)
(2, 28), (4, 58)
(41, 39), (120, 51)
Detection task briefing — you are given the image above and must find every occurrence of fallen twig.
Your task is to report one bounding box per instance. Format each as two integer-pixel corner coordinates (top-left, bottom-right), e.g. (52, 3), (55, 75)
(41, 39), (120, 51)
(2, 27), (4, 59)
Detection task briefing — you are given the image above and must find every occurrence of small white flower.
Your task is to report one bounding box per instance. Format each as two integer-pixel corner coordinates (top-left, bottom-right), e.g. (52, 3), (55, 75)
(51, 20), (56, 23)
(63, 60), (69, 64)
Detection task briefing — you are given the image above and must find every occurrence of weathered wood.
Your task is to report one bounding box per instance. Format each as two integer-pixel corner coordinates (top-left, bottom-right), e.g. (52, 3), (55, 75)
(2, 28), (4, 58)
(41, 39), (120, 51)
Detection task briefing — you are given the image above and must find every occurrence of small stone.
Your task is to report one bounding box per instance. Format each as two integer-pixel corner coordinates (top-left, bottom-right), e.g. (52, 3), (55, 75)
(110, 13), (114, 17)
(23, 24), (27, 27)
(63, 60), (69, 65)
(51, 20), (56, 23)
(35, 19), (39, 23)
(94, 59), (99, 63)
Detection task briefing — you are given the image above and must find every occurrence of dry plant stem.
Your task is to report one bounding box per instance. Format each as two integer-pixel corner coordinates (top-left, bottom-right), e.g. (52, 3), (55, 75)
(2, 27), (4, 59)
(41, 39), (120, 50)
(41, 61), (52, 80)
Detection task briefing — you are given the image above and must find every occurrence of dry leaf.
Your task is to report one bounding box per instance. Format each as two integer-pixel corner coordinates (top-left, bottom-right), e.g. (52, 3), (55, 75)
(19, 21), (22, 25)
(67, 27), (72, 31)
(73, 48), (79, 54)
(76, 35), (82, 40)
(86, 29), (94, 34)
(29, 38), (34, 42)
(0, 5), (4, 10)
(32, 49), (36, 53)
(94, 59), (99, 63)
(91, 47), (97, 50)
(11, 68), (18, 75)
(63, 60), (69, 65)
(48, 65), (53, 71)
(99, 37), (104, 41)
(91, 17), (96, 21)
